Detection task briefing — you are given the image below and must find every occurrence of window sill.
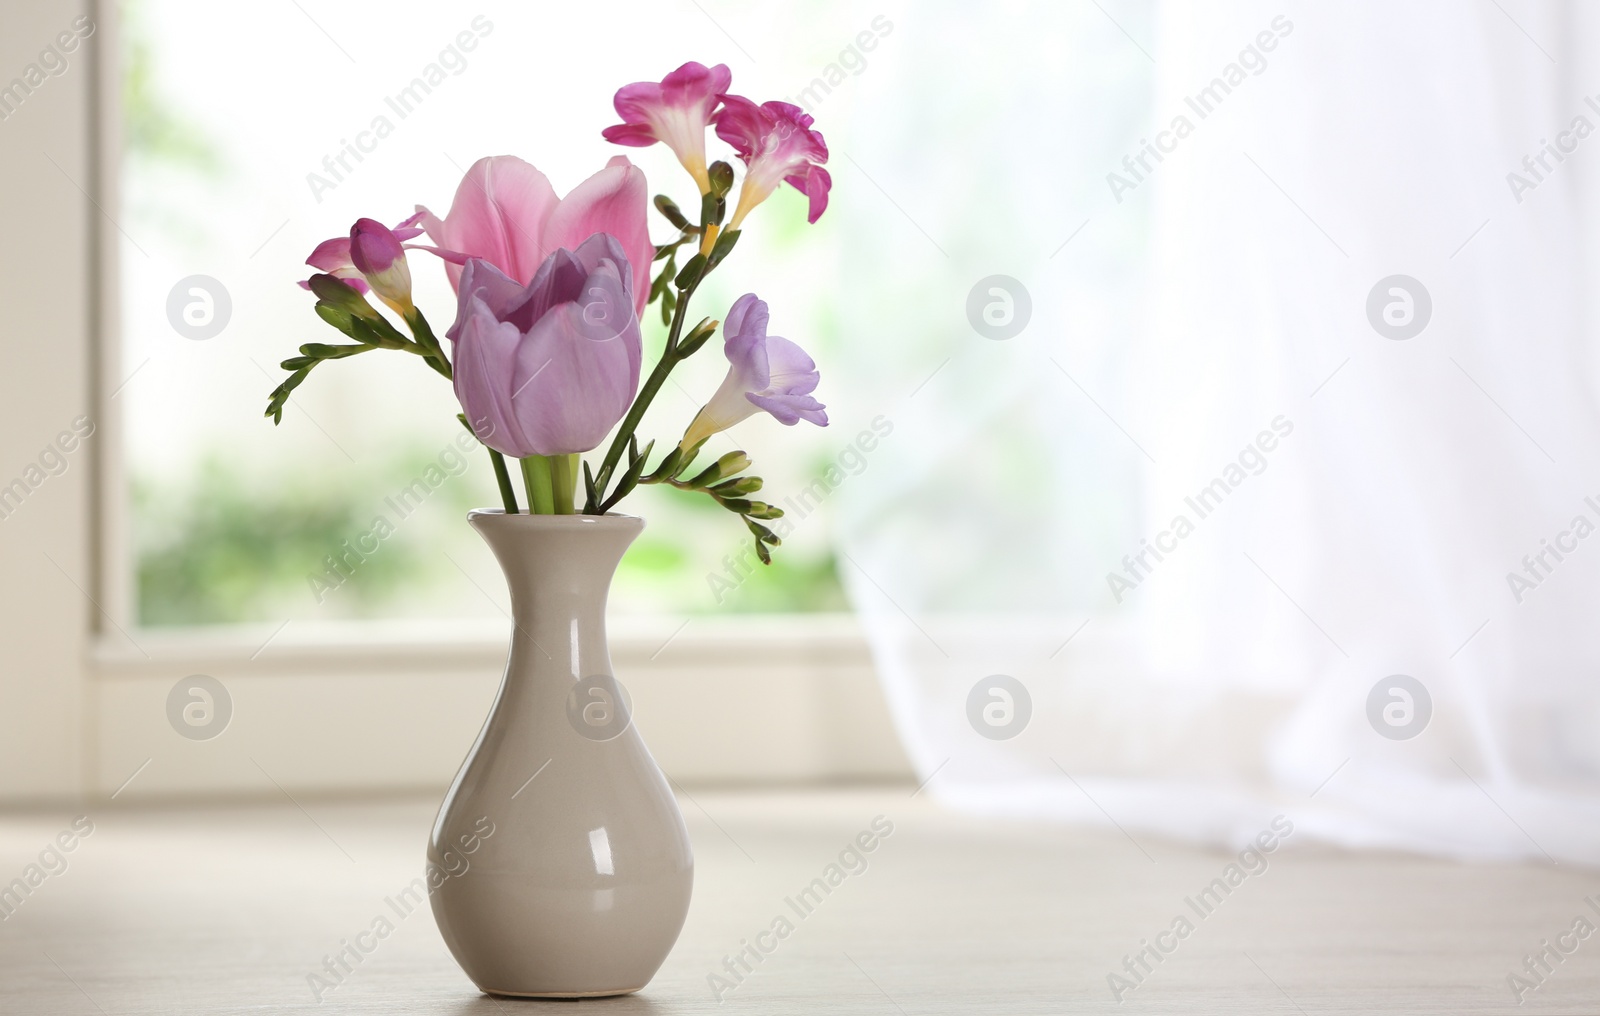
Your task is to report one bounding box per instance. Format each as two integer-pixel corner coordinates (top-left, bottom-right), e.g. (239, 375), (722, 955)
(85, 612), (907, 798)
(91, 612), (873, 676)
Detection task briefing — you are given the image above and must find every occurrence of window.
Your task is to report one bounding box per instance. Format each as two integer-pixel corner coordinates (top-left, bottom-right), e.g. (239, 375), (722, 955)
(119, 0), (854, 627)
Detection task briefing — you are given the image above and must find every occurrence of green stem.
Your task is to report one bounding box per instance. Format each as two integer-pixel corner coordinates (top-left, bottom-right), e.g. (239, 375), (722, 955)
(488, 450), (518, 514)
(590, 280), (699, 509)
(550, 453), (578, 514)
(521, 455), (556, 515)
(404, 310), (452, 380)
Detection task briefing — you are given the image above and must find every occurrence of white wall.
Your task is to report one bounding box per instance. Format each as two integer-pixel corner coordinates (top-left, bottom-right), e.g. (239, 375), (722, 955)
(91, 616), (910, 800)
(0, 0), (100, 800)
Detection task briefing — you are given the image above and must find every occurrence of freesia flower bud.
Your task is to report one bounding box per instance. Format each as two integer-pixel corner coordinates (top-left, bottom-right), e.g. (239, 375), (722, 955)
(348, 218), (414, 315)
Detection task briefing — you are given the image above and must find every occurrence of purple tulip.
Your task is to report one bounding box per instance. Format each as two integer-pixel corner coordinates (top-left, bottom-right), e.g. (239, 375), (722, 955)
(602, 61), (732, 194)
(450, 233), (642, 457)
(681, 293), (827, 449)
(713, 96), (831, 227)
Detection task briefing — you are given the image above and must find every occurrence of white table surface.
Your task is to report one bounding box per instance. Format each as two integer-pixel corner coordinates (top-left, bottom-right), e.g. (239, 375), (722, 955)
(0, 788), (1595, 1014)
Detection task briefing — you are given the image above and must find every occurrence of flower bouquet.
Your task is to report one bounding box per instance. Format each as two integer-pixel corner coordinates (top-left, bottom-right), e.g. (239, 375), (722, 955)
(263, 62), (832, 998)
(267, 61), (829, 549)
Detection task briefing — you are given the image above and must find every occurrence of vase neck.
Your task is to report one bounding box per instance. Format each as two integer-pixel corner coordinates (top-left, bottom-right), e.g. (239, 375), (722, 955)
(468, 512), (643, 679)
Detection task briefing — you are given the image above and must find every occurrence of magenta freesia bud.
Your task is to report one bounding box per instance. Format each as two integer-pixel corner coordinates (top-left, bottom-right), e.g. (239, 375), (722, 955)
(681, 293), (827, 449)
(416, 155), (653, 318)
(348, 218), (413, 313)
(602, 61), (731, 194)
(298, 211), (429, 296)
(451, 233), (642, 458)
(713, 97), (831, 227)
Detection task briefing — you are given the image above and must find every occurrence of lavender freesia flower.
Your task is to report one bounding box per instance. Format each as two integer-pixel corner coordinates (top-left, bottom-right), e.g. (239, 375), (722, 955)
(451, 233), (642, 457)
(602, 61), (731, 194)
(681, 293), (827, 449)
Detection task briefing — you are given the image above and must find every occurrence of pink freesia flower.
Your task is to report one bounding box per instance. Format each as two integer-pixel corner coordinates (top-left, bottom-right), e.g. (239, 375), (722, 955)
(416, 155), (653, 317)
(713, 97), (831, 228)
(681, 293), (826, 449)
(601, 61), (731, 194)
(450, 233), (642, 457)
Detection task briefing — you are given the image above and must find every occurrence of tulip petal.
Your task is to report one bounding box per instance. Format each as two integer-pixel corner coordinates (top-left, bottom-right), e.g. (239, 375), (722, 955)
(453, 294), (536, 456)
(422, 156), (561, 291)
(509, 262), (642, 454)
(541, 157), (653, 316)
(504, 233), (626, 333)
(446, 258), (528, 343)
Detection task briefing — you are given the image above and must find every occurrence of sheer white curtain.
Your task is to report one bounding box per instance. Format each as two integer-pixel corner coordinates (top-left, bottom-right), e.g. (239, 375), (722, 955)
(834, 0), (1600, 863)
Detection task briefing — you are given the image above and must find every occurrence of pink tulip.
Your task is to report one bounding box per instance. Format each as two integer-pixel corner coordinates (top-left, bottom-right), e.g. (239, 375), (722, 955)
(450, 233), (642, 457)
(713, 97), (831, 228)
(416, 155), (653, 318)
(681, 293), (826, 449)
(601, 61), (731, 194)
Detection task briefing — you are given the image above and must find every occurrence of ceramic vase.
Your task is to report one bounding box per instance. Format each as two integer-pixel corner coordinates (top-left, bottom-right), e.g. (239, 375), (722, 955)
(428, 510), (692, 997)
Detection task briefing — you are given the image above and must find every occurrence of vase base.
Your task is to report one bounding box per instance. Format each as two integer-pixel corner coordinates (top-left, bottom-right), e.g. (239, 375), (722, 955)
(481, 985), (645, 999)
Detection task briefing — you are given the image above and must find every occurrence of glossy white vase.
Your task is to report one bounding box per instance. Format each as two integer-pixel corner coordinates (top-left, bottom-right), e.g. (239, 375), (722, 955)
(428, 510), (693, 998)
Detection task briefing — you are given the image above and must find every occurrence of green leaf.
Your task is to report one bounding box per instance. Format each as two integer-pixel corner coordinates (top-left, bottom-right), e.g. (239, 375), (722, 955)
(600, 438), (655, 512)
(582, 459), (599, 512)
